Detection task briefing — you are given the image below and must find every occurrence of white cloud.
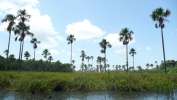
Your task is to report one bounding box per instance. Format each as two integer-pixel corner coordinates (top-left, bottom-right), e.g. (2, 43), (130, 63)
(104, 33), (122, 47)
(0, 0), (61, 59)
(104, 33), (135, 48)
(114, 47), (125, 55)
(66, 19), (104, 40)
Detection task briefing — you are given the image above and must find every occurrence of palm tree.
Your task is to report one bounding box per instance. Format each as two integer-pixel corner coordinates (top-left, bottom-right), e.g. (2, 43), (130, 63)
(1, 14), (16, 58)
(150, 64), (154, 69)
(129, 48), (136, 68)
(146, 63), (150, 70)
(24, 51), (30, 60)
(3, 50), (8, 58)
(9, 54), (15, 61)
(97, 56), (102, 72)
(155, 61), (159, 69)
(137, 66), (142, 71)
(99, 39), (112, 72)
(80, 50), (86, 72)
(151, 8), (170, 73)
(14, 9), (33, 60)
(42, 49), (51, 61)
(48, 55), (53, 62)
(30, 38), (40, 60)
(85, 56), (91, 71)
(119, 28), (133, 72)
(67, 34), (76, 64)
(90, 56), (94, 67)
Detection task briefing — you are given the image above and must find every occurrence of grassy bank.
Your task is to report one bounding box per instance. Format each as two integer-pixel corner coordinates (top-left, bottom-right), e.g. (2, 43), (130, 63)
(0, 71), (176, 93)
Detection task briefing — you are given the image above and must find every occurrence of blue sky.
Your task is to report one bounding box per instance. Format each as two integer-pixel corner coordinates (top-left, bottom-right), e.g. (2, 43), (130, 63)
(0, 0), (177, 69)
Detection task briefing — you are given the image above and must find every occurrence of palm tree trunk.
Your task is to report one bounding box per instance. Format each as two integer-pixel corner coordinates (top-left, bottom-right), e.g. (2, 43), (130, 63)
(133, 55), (134, 68)
(81, 59), (84, 72)
(7, 31), (11, 59)
(20, 40), (24, 60)
(34, 49), (36, 60)
(126, 44), (129, 72)
(70, 43), (73, 64)
(161, 28), (167, 73)
(19, 42), (22, 60)
(100, 62), (102, 72)
(104, 52), (107, 72)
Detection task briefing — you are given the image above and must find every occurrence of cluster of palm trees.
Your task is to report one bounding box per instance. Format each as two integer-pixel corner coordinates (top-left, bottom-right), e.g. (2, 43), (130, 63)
(1, 9), (40, 61)
(79, 50), (94, 71)
(66, 7), (170, 73)
(67, 28), (135, 72)
(1, 9), (55, 62)
(42, 49), (53, 62)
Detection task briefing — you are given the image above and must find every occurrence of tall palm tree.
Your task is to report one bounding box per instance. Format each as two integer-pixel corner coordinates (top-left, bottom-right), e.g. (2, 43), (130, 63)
(146, 63), (150, 70)
(90, 56), (94, 66)
(1, 14), (16, 58)
(48, 55), (53, 62)
(97, 56), (102, 72)
(67, 34), (76, 64)
(42, 49), (51, 61)
(129, 48), (136, 68)
(85, 56), (91, 71)
(14, 9), (33, 60)
(30, 38), (40, 60)
(24, 51), (30, 60)
(90, 56), (94, 70)
(151, 7), (170, 73)
(119, 28), (133, 72)
(80, 50), (86, 71)
(99, 39), (112, 72)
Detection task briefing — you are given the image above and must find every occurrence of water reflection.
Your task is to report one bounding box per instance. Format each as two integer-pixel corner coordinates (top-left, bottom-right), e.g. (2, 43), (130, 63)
(0, 90), (176, 100)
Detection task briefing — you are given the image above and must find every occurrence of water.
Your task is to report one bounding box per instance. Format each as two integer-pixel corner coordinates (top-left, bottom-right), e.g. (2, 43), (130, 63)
(0, 90), (176, 100)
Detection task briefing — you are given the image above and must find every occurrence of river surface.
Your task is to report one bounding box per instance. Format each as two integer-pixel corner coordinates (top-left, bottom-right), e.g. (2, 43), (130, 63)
(0, 90), (176, 100)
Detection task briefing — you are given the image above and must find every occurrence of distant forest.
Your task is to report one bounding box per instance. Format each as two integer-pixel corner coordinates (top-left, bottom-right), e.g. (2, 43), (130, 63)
(0, 55), (73, 72)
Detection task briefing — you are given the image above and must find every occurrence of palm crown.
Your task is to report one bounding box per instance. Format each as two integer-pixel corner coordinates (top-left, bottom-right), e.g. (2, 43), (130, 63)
(129, 48), (136, 56)
(99, 39), (112, 53)
(80, 50), (86, 61)
(1, 14), (16, 33)
(67, 34), (76, 44)
(119, 28), (133, 45)
(151, 7), (170, 28)
(42, 49), (51, 59)
(31, 38), (40, 49)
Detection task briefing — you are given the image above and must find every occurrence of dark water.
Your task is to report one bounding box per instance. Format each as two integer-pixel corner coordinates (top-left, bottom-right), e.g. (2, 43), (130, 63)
(0, 91), (176, 100)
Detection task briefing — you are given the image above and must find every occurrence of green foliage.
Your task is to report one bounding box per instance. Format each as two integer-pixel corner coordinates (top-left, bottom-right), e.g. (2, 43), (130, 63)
(0, 56), (73, 72)
(0, 72), (176, 94)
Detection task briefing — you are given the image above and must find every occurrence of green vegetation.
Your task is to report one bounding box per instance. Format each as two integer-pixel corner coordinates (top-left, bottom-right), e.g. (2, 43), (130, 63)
(0, 72), (176, 94)
(0, 56), (73, 72)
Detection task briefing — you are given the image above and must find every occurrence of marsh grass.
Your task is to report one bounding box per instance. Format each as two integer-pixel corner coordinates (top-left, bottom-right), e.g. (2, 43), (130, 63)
(0, 71), (176, 93)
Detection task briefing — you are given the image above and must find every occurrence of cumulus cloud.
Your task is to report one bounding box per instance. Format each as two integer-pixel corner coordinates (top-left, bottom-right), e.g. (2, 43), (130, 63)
(104, 33), (135, 48)
(66, 19), (104, 40)
(104, 33), (122, 47)
(0, 0), (61, 57)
